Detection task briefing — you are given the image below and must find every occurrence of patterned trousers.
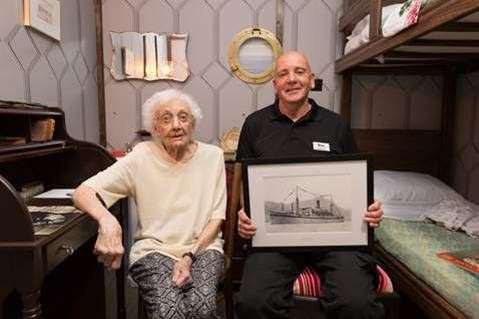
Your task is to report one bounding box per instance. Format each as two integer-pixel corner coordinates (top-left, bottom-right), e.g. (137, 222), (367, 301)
(130, 250), (224, 319)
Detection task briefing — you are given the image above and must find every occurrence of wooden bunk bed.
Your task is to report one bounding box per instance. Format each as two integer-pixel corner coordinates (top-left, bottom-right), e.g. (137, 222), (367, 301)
(335, 1), (479, 318)
(336, 0), (479, 73)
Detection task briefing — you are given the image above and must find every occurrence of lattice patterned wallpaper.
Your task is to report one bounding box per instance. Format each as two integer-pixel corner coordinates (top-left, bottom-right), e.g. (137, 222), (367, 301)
(351, 73), (479, 204)
(101, 0), (344, 149)
(0, 0), (100, 143)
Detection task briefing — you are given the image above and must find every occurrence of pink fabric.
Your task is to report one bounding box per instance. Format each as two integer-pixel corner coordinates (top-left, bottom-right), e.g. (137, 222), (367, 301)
(405, 0), (421, 27)
(293, 265), (393, 298)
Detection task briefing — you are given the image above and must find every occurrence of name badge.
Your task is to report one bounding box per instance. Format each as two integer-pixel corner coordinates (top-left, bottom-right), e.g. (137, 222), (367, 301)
(312, 141), (330, 152)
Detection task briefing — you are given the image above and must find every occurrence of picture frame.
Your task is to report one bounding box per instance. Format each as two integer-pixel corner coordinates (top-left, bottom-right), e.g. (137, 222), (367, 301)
(23, 0), (61, 41)
(242, 154), (373, 251)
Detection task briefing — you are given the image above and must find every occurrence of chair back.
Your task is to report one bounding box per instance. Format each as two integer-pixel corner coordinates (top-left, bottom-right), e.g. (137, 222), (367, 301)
(222, 162), (242, 319)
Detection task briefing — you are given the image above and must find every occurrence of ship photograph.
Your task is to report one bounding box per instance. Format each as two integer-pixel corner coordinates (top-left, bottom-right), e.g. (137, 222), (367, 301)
(262, 175), (353, 234)
(265, 185), (344, 224)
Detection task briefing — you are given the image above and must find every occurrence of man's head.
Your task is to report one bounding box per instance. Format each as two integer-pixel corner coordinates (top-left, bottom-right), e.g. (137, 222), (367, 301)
(273, 51), (315, 107)
(142, 89), (202, 150)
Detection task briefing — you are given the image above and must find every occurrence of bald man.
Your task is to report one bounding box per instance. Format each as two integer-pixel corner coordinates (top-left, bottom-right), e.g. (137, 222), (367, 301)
(235, 52), (385, 319)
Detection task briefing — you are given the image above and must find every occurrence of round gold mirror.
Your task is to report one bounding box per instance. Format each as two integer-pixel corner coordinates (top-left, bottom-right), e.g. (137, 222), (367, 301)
(228, 27), (282, 84)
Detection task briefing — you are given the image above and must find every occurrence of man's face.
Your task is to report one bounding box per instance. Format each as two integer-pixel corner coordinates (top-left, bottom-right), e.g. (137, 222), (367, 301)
(153, 99), (195, 149)
(273, 53), (315, 105)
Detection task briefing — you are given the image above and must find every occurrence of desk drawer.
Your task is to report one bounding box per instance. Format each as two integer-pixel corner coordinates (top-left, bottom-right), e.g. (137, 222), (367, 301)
(45, 218), (97, 272)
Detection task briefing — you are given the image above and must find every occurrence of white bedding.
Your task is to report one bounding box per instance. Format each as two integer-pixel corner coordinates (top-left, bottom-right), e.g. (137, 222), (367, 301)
(423, 200), (479, 238)
(344, 0), (422, 54)
(374, 170), (479, 238)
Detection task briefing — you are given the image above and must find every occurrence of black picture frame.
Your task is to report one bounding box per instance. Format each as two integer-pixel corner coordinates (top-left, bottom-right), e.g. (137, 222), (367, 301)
(241, 154), (373, 252)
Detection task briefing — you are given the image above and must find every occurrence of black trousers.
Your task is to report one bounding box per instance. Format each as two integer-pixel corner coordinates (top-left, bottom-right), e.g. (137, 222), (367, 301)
(235, 250), (385, 319)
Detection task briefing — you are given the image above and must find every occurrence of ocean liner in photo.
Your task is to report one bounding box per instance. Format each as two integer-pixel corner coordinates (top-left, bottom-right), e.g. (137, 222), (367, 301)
(265, 185), (344, 224)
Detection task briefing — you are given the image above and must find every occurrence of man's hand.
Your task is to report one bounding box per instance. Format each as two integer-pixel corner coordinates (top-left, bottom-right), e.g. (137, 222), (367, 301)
(238, 209), (257, 239)
(94, 214), (124, 269)
(363, 200), (384, 228)
(172, 257), (192, 287)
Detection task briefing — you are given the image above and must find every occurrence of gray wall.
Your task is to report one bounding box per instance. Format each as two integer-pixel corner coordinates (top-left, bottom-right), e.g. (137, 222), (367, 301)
(101, 0), (344, 149)
(0, 0), (99, 143)
(452, 71), (479, 204)
(351, 74), (443, 130)
(351, 73), (479, 204)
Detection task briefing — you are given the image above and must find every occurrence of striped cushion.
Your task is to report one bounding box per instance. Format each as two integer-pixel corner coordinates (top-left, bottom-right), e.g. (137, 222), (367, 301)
(293, 265), (393, 298)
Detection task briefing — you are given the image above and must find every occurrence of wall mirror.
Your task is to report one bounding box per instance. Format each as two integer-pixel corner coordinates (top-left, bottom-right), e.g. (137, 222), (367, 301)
(110, 32), (190, 82)
(228, 27), (282, 84)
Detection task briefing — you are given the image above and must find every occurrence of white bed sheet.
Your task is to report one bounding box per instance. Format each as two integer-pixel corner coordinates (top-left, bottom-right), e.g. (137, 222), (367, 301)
(374, 170), (479, 238)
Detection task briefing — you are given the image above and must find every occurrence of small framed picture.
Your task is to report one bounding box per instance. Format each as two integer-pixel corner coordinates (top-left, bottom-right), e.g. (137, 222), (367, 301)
(23, 0), (61, 41)
(242, 154), (373, 251)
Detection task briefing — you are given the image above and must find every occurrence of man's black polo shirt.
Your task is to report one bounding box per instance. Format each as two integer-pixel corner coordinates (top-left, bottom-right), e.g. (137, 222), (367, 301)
(236, 99), (357, 160)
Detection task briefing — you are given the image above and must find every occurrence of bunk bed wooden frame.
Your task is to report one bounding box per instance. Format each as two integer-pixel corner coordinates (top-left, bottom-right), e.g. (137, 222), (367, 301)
(336, 1), (479, 318)
(336, 0), (479, 73)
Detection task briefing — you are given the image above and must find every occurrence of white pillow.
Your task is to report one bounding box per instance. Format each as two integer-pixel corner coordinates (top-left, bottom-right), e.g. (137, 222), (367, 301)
(374, 170), (464, 220)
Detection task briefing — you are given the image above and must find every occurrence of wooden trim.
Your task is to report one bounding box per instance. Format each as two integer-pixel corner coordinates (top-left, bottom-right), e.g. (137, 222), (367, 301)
(374, 243), (467, 319)
(409, 38), (479, 47)
(352, 64), (447, 74)
(340, 72), (352, 124)
(336, 0), (479, 73)
(384, 50), (479, 61)
(224, 163), (241, 259)
(436, 21), (479, 32)
(94, 0), (106, 147)
(439, 68), (456, 183)
(369, 0), (383, 40)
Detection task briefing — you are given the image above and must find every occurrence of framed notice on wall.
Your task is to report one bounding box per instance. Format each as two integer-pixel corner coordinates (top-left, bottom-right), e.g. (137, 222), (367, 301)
(24, 0), (61, 41)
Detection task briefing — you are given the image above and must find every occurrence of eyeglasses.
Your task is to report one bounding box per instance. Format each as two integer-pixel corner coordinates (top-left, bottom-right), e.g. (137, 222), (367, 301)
(156, 111), (193, 126)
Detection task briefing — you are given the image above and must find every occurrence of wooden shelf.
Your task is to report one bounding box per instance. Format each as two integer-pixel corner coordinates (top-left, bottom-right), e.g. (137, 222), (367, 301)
(0, 140), (75, 163)
(0, 105), (62, 117)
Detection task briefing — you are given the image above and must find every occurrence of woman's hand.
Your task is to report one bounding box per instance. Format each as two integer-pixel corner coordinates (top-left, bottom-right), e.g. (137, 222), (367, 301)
(94, 214), (124, 269)
(172, 256), (192, 287)
(238, 209), (256, 239)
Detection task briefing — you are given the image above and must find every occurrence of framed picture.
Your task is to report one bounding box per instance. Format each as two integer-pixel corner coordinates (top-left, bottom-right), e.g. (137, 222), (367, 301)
(242, 154), (373, 251)
(23, 0), (61, 41)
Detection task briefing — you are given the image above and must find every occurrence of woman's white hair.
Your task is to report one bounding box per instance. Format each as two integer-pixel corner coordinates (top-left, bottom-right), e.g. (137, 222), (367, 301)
(142, 89), (203, 133)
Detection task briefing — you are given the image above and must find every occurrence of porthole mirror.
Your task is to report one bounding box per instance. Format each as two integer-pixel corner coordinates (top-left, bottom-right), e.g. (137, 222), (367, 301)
(228, 27), (282, 84)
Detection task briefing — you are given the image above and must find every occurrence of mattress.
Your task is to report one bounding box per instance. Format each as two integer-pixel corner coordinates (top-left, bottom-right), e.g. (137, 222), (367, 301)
(375, 218), (479, 318)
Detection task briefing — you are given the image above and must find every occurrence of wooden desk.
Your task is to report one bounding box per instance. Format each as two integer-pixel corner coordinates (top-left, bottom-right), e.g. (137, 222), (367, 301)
(0, 104), (127, 319)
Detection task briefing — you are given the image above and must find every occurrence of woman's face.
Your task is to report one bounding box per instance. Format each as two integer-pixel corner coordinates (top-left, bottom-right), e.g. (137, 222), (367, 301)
(153, 98), (195, 150)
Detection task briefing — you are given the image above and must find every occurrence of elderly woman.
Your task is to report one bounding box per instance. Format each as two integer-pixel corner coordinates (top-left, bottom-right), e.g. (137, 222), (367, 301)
(73, 89), (226, 319)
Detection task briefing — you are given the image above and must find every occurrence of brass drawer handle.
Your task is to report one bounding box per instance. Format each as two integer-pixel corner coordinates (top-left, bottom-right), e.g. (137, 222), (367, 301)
(58, 244), (74, 256)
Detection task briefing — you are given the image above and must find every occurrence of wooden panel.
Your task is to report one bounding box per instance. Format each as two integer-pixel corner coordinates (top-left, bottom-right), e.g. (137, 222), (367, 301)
(353, 129), (442, 177)
(439, 68), (456, 183)
(45, 217), (97, 272)
(436, 21), (479, 31)
(340, 72), (352, 124)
